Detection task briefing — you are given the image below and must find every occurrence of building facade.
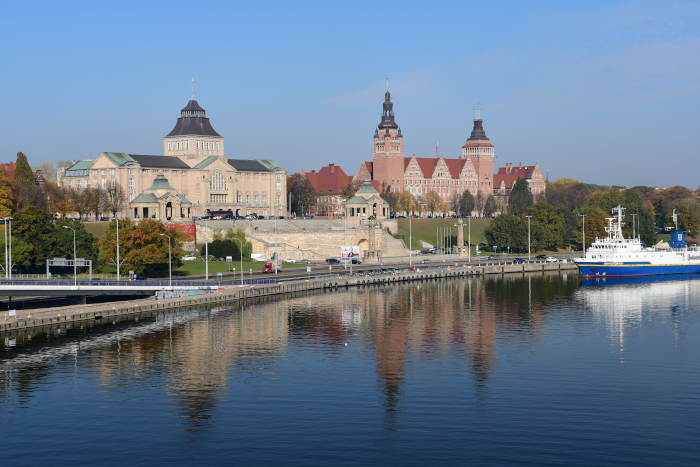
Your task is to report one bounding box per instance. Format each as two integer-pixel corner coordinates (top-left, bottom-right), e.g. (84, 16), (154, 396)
(303, 163), (353, 216)
(63, 96), (287, 219)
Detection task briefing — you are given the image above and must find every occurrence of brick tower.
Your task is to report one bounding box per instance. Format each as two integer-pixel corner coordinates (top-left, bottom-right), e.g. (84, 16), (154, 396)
(372, 88), (404, 193)
(461, 107), (494, 197)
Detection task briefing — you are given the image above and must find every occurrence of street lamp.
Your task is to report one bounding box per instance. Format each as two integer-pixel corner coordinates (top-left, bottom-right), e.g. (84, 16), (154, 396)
(468, 216), (471, 263)
(114, 218), (120, 281)
(205, 218), (209, 280)
(160, 233), (172, 288)
(579, 214), (587, 257)
(63, 225), (77, 286)
(631, 213), (638, 240)
(409, 213), (412, 267)
(525, 215), (532, 260)
(234, 237), (243, 286)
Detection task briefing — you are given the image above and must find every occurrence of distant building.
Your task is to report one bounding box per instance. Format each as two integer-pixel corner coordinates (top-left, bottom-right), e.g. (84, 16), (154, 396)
(62, 94), (287, 220)
(493, 163), (546, 205)
(303, 163), (353, 216)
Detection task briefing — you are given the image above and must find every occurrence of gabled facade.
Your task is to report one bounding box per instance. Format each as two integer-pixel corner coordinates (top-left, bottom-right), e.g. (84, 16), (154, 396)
(304, 163), (353, 216)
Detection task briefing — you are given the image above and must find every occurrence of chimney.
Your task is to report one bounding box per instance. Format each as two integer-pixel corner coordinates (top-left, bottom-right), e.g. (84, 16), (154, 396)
(330, 163), (335, 174)
(519, 162), (522, 168)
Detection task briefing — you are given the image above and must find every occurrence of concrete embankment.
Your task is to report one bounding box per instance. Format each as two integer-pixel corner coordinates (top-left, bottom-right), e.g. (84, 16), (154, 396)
(1, 261), (577, 333)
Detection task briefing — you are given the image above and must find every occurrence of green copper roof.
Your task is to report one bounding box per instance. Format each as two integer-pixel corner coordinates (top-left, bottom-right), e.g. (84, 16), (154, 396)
(130, 193), (159, 204)
(193, 156), (218, 169)
(356, 180), (378, 194)
(67, 160), (94, 171)
(145, 173), (175, 191)
(345, 195), (368, 204)
(257, 159), (283, 171)
(103, 152), (136, 166)
(177, 194), (192, 205)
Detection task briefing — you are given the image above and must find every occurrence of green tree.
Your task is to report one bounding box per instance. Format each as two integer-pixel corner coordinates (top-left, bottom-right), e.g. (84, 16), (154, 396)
(12, 206), (55, 269)
(459, 190), (475, 217)
(508, 177), (533, 215)
(524, 201), (564, 250)
(0, 235), (34, 272)
(52, 218), (98, 272)
(14, 152), (40, 210)
(485, 212), (526, 252)
(288, 173), (316, 216)
(380, 182), (400, 215)
(225, 227), (252, 259)
(424, 191), (441, 216)
(399, 191), (417, 215)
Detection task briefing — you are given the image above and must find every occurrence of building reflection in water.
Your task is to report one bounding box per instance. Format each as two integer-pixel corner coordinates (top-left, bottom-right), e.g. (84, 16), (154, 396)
(1, 273), (580, 438)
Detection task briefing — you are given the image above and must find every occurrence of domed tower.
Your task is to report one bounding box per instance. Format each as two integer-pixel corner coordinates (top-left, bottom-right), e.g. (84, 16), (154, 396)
(461, 106), (494, 197)
(372, 87), (404, 192)
(164, 95), (225, 165)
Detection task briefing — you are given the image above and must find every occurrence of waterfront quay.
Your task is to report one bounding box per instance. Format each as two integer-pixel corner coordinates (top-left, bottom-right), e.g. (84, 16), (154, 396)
(1, 259), (576, 333)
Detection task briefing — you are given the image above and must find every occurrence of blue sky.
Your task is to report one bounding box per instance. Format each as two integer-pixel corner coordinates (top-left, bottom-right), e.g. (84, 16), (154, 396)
(1, 1), (698, 188)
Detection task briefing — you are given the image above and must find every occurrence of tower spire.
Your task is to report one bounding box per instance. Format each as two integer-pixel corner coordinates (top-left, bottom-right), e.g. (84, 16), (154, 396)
(473, 103), (483, 120)
(191, 77), (195, 100)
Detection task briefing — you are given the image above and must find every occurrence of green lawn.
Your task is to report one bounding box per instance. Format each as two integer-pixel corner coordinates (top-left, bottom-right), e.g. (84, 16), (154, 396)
(174, 257), (307, 276)
(84, 222), (110, 239)
(396, 218), (492, 250)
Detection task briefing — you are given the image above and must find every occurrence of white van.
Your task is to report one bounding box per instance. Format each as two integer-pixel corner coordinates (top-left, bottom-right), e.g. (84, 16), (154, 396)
(250, 254), (267, 262)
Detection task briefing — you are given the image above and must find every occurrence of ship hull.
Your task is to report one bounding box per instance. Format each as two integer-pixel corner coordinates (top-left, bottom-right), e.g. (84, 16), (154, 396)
(575, 261), (700, 277)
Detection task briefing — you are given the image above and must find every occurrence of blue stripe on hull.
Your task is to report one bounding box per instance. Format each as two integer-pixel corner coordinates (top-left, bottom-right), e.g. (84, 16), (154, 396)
(576, 262), (700, 277)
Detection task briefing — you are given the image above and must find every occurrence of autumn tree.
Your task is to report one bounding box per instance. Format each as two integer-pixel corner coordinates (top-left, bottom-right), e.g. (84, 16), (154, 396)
(474, 190), (485, 217)
(674, 203), (699, 237)
(380, 182), (400, 215)
(14, 152), (39, 210)
(34, 161), (56, 182)
(85, 186), (107, 221)
(70, 188), (91, 221)
(0, 165), (14, 217)
(524, 201), (564, 250)
(424, 191), (442, 216)
(449, 192), (461, 215)
(508, 177), (533, 215)
(399, 191), (417, 215)
(459, 190), (475, 217)
(340, 178), (362, 200)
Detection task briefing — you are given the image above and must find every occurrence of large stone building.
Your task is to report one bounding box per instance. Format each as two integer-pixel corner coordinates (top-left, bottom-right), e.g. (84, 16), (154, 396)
(63, 95), (287, 219)
(303, 163), (354, 216)
(356, 91), (544, 214)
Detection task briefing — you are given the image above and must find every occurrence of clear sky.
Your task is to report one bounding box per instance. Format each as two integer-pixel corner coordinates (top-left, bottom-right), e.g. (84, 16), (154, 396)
(1, 1), (698, 188)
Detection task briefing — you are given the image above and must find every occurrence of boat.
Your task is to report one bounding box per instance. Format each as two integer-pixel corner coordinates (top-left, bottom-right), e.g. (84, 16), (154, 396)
(574, 205), (700, 277)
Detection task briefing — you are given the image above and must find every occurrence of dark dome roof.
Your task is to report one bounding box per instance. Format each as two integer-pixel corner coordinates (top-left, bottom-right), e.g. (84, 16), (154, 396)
(378, 90), (399, 130)
(466, 119), (489, 142)
(166, 98), (221, 137)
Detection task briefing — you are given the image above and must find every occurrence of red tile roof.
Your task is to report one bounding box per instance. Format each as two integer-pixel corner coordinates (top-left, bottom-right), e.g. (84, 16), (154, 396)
(304, 164), (352, 195)
(462, 141), (494, 148)
(0, 162), (15, 180)
(494, 165), (536, 188)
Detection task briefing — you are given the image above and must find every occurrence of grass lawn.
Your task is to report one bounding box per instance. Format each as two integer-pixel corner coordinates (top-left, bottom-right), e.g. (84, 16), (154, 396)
(84, 222), (110, 239)
(174, 257), (307, 276)
(396, 218), (492, 250)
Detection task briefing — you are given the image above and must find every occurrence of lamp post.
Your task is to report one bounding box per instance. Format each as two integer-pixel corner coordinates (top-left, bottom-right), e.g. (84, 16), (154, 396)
(160, 233), (172, 288)
(631, 213), (637, 240)
(525, 215), (532, 260)
(63, 225), (77, 286)
(579, 214), (587, 257)
(409, 213), (412, 267)
(205, 218), (209, 280)
(234, 237), (243, 286)
(275, 218), (278, 275)
(3, 217), (8, 279)
(115, 218), (120, 281)
(7, 218), (11, 280)
(468, 216), (471, 262)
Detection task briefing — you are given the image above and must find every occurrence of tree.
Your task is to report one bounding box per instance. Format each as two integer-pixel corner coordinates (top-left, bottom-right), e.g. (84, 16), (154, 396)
(225, 227), (252, 259)
(52, 218), (98, 271)
(0, 235), (34, 272)
(85, 187), (107, 221)
(380, 182), (401, 215)
(484, 195), (498, 218)
(484, 213), (526, 252)
(449, 192), (461, 215)
(575, 208), (608, 250)
(287, 174), (316, 216)
(675, 203), (699, 237)
(34, 161), (56, 182)
(459, 190), (475, 217)
(524, 201), (564, 251)
(70, 188), (91, 221)
(0, 165), (14, 217)
(12, 206), (55, 269)
(340, 178), (362, 200)
(14, 152), (38, 210)
(424, 191), (441, 216)
(98, 218), (186, 275)
(546, 182), (592, 210)
(105, 183), (127, 218)
(474, 189), (485, 217)
(508, 177), (533, 215)
(399, 191), (417, 215)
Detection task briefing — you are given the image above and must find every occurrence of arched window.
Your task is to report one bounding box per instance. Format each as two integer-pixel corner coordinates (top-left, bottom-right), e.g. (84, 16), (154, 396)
(210, 171), (227, 191)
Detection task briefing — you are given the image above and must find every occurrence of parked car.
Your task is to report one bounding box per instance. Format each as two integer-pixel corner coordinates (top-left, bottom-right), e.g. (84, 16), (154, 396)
(546, 256), (558, 263)
(513, 258), (525, 264)
(351, 258), (362, 265)
(300, 259), (315, 265)
(250, 253), (267, 262)
(420, 259), (431, 264)
(182, 254), (197, 261)
(325, 258), (340, 264)
(535, 254), (547, 260)
(284, 258), (296, 263)
(135, 275), (147, 281)
(487, 255), (500, 260)
(279, 216), (285, 219)
(99, 217), (109, 222)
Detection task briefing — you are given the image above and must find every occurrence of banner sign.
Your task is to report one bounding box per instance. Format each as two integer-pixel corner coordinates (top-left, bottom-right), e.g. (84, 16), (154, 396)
(341, 245), (361, 259)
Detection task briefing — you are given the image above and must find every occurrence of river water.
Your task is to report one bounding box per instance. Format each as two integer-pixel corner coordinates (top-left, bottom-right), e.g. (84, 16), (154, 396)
(2, 273), (700, 466)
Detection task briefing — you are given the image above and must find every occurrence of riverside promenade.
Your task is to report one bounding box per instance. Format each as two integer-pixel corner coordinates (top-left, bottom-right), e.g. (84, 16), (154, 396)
(1, 260), (577, 333)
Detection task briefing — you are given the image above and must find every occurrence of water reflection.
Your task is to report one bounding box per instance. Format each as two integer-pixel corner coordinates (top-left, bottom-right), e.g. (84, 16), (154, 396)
(3, 272), (699, 451)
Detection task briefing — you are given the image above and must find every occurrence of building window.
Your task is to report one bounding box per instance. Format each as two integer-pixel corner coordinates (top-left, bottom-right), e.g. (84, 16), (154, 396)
(254, 194), (259, 204)
(85, 179), (90, 187)
(110, 169), (115, 175)
(101, 179), (106, 189)
(76, 180), (81, 190)
(128, 168), (134, 175)
(111, 178), (115, 188)
(129, 193), (135, 202)
(206, 142), (210, 150)
(186, 141), (189, 150)
(246, 194), (250, 204)
(210, 171), (227, 191)
(216, 142), (219, 151)
(101, 169), (106, 176)
(128, 178), (134, 190)
(196, 141), (199, 150)
(276, 195), (281, 204)
(237, 194), (242, 203)
(168, 143), (171, 151)
(67, 180), (72, 188)
(276, 182), (281, 192)
(262, 194), (267, 204)
(276, 173), (281, 179)
(210, 194), (226, 203)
